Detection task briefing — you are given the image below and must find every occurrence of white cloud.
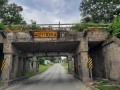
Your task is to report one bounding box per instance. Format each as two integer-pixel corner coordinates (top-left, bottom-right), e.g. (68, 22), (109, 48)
(9, 0), (81, 24)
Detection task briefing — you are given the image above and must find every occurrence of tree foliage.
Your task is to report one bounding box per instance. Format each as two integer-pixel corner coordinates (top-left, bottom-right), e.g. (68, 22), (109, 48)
(38, 57), (45, 65)
(108, 17), (120, 38)
(0, 3), (23, 25)
(45, 57), (55, 63)
(0, 0), (7, 7)
(80, 0), (120, 23)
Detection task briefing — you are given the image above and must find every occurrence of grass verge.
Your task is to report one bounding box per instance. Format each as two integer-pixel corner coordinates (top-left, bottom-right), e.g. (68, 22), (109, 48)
(25, 64), (53, 77)
(62, 62), (74, 72)
(62, 63), (68, 70)
(38, 64), (53, 73)
(93, 79), (120, 90)
(25, 72), (35, 77)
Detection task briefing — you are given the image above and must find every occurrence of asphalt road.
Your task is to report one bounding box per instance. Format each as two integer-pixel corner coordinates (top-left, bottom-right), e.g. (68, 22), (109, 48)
(5, 63), (92, 90)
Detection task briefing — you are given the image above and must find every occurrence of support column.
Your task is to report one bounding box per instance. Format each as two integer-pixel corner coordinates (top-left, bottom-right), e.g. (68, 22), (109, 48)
(68, 54), (72, 74)
(36, 57), (39, 72)
(20, 57), (24, 76)
(13, 55), (19, 78)
(33, 56), (37, 73)
(22, 58), (26, 76)
(73, 55), (78, 75)
(1, 43), (13, 85)
(25, 58), (31, 73)
(29, 57), (33, 72)
(1, 54), (13, 82)
(17, 57), (24, 77)
(79, 39), (90, 82)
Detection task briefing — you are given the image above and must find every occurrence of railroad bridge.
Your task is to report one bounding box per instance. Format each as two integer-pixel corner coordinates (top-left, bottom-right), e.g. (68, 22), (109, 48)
(0, 24), (120, 85)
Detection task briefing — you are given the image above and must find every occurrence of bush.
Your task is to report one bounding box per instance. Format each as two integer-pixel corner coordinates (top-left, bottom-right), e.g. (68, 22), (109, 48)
(38, 57), (45, 65)
(71, 23), (88, 31)
(0, 24), (44, 31)
(38, 64), (52, 73)
(0, 23), (5, 30)
(71, 22), (108, 31)
(108, 17), (120, 38)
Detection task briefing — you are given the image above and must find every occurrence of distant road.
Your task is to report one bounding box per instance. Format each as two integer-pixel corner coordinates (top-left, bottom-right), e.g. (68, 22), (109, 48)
(5, 64), (91, 90)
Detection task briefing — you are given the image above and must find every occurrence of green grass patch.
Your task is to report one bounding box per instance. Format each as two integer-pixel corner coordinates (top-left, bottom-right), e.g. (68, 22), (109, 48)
(97, 85), (120, 90)
(62, 62), (74, 72)
(38, 64), (53, 73)
(25, 72), (35, 77)
(62, 63), (68, 70)
(94, 79), (120, 90)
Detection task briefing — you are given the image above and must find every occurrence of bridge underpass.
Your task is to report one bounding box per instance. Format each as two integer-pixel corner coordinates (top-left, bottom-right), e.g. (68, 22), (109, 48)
(12, 41), (79, 75)
(1, 29), (120, 87)
(1, 40), (92, 85)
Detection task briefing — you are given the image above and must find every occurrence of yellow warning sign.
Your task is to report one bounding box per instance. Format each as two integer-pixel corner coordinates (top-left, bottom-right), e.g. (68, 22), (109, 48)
(88, 57), (93, 69)
(34, 31), (58, 38)
(1, 59), (6, 71)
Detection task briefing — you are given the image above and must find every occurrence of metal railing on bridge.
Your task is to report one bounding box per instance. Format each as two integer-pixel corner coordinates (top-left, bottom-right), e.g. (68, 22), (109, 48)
(0, 22), (110, 32)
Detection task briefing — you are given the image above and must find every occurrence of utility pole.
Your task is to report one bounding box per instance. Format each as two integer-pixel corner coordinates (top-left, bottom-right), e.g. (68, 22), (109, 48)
(59, 21), (60, 30)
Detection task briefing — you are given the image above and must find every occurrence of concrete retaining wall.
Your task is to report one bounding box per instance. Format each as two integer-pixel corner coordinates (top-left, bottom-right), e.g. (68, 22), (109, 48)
(90, 38), (120, 82)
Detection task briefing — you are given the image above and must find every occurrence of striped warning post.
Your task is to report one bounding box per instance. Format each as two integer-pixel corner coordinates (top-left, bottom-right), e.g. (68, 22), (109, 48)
(88, 57), (93, 69)
(1, 59), (6, 71)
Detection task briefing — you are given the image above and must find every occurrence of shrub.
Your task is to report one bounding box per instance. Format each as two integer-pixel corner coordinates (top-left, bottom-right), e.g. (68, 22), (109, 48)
(108, 17), (120, 38)
(71, 22), (108, 31)
(0, 23), (5, 30)
(2, 25), (42, 31)
(71, 23), (89, 31)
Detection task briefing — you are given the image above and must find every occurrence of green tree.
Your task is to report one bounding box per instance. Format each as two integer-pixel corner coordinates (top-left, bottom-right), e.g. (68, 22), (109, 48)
(0, 0), (8, 19)
(80, 0), (120, 23)
(38, 57), (45, 65)
(0, 3), (23, 25)
(108, 17), (120, 38)
(0, 0), (8, 8)
(45, 57), (56, 63)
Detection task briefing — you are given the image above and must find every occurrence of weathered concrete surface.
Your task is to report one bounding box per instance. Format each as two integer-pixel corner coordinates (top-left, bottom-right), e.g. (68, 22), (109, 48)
(0, 30), (108, 42)
(4, 64), (92, 90)
(1, 29), (120, 84)
(89, 46), (106, 78)
(74, 39), (90, 82)
(67, 55), (72, 73)
(102, 40), (120, 82)
(87, 29), (108, 42)
(90, 38), (120, 82)
(0, 34), (3, 43)
(1, 42), (28, 83)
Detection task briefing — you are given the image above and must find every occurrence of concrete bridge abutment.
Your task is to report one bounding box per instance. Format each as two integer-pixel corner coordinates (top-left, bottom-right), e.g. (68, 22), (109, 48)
(1, 43), (29, 85)
(74, 40), (90, 82)
(1, 29), (120, 85)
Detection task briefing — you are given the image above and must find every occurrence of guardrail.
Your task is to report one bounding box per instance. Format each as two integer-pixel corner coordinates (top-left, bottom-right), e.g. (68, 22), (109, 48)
(0, 23), (110, 31)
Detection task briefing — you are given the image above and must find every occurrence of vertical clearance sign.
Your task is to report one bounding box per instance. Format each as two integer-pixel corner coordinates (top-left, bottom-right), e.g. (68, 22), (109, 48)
(34, 31), (58, 38)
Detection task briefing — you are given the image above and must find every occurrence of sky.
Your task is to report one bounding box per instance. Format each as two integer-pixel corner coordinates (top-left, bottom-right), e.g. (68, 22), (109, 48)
(9, 0), (82, 24)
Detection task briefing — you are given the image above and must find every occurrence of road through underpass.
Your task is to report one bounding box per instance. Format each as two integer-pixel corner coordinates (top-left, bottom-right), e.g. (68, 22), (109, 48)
(4, 64), (92, 90)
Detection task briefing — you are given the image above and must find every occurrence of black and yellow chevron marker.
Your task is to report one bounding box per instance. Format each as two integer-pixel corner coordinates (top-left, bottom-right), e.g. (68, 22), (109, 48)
(1, 59), (6, 71)
(88, 57), (93, 69)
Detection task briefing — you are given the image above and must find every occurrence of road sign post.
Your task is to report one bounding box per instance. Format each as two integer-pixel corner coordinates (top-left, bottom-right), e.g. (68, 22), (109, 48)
(88, 57), (93, 81)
